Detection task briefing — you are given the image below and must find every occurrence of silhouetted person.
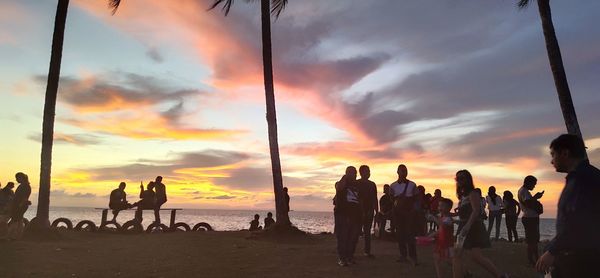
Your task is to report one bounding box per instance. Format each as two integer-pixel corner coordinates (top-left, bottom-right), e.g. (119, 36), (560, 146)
(134, 181), (155, 222)
(390, 164), (418, 265)
(413, 185), (427, 236)
(153, 176), (167, 225)
(109, 182), (132, 222)
(334, 166), (362, 266)
(264, 212), (275, 229)
(518, 175), (543, 266)
(536, 134), (600, 277)
(0, 182), (15, 212)
(377, 184), (393, 238)
(429, 189), (443, 231)
(453, 170), (504, 278)
(283, 187), (290, 212)
(502, 190), (520, 242)
(357, 165), (377, 257)
(7, 172), (31, 240)
(474, 188), (487, 220)
(486, 186), (503, 240)
(249, 214), (262, 231)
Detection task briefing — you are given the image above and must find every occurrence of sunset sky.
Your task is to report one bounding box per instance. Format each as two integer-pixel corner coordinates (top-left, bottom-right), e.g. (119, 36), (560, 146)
(1, 0), (599, 215)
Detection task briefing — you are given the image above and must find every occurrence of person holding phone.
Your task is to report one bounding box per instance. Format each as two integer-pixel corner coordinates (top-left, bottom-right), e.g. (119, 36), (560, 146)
(518, 175), (543, 266)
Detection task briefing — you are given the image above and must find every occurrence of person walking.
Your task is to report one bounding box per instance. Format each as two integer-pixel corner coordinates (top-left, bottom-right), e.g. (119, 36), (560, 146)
(536, 134), (600, 277)
(390, 164), (418, 266)
(486, 186), (504, 240)
(518, 175), (543, 266)
(357, 165), (378, 257)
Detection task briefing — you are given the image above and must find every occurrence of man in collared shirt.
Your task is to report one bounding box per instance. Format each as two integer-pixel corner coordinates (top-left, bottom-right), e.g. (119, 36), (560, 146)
(536, 134), (600, 277)
(390, 164), (418, 265)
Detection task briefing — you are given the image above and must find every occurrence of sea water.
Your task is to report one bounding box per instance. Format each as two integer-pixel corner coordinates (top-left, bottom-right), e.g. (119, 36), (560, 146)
(24, 206), (556, 239)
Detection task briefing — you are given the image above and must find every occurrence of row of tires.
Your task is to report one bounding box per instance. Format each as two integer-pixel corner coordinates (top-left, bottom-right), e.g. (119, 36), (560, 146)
(50, 217), (213, 233)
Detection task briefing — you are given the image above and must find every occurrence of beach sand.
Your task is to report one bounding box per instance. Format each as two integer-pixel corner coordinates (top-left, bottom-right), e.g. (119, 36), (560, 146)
(1, 231), (539, 277)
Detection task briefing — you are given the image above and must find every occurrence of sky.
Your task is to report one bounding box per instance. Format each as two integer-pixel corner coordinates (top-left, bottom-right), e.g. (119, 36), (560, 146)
(0, 0), (599, 215)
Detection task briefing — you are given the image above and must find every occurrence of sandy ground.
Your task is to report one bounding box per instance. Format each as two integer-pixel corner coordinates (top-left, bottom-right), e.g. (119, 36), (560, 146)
(0, 231), (540, 278)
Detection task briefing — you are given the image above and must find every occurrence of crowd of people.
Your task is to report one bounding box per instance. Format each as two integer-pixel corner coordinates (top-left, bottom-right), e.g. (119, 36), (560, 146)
(333, 134), (600, 277)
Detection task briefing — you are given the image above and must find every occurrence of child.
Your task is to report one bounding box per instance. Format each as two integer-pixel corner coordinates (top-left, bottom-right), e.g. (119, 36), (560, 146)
(249, 214), (262, 231)
(428, 198), (455, 278)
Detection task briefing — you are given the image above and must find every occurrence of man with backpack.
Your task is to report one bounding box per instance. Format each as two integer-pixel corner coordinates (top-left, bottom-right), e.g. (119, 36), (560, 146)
(390, 164), (418, 266)
(518, 175), (543, 266)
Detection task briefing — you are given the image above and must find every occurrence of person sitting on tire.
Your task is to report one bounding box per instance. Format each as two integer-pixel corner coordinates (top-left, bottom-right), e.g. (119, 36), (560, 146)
(109, 182), (133, 222)
(133, 181), (156, 222)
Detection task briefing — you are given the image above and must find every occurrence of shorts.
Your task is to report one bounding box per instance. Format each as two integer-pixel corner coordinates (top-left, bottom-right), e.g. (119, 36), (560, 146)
(522, 217), (540, 244)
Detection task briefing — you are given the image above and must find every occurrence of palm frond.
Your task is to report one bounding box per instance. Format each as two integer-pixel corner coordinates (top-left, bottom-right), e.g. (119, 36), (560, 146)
(108, 0), (121, 15)
(517, 0), (533, 9)
(271, 0), (288, 18)
(208, 0), (235, 16)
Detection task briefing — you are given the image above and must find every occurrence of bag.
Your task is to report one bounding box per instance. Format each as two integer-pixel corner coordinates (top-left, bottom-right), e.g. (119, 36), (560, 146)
(394, 181), (414, 212)
(531, 200), (544, 214)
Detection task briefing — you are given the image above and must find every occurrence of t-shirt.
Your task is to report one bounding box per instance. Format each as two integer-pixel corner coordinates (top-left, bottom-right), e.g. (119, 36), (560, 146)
(518, 186), (539, 218)
(390, 180), (416, 197)
(486, 195), (503, 212)
(154, 182), (167, 204)
(357, 179), (377, 212)
(109, 189), (126, 206)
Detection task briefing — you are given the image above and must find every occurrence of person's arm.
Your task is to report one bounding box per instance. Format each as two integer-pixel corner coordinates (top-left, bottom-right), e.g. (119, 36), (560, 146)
(459, 192), (480, 237)
(139, 183), (144, 199)
(373, 183), (379, 213)
(515, 201), (521, 216)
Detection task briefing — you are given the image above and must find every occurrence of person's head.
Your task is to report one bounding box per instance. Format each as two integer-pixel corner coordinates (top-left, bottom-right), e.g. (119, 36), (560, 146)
(118, 182), (126, 190)
(417, 185), (425, 196)
(523, 175), (537, 191)
(345, 166), (357, 181)
(474, 188), (482, 197)
(550, 134), (587, 173)
(283, 187), (288, 193)
(359, 165), (370, 179)
(155, 176), (163, 183)
(503, 190), (514, 201)
(439, 198), (453, 214)
(425, 193), (432, 201)
(488, 186), (496, 196)
(6, 182), (14, 190)
(147, 181), (155, 190)
(254, 214), (259, 220)
(383, 184), (390, 194)
(15, 172), (28, 184)
(455, 170), (474, 198)
(434, 189), (441, 197)
(397, 164), (408, 180)
(267, 212), (272, 218)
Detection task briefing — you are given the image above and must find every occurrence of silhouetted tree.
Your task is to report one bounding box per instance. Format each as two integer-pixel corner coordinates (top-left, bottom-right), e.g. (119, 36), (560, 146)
(209, 0), (290, 225)
(28, 0), (70, 232)
(518, 0), (585, 144)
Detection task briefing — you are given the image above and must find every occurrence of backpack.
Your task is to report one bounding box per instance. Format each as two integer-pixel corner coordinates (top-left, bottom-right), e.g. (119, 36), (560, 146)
(393, 181), (414, 212)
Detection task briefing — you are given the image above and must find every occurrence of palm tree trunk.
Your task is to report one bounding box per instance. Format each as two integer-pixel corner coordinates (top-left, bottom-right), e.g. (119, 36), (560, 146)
(537, 0), (585, 142)
(30, 0), (70, 231)
(260, 0), (289, 225)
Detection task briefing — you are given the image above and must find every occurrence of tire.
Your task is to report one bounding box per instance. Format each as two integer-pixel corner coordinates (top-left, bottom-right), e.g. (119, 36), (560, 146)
(171, 222), (191, 232)
(51, 218), (73, 230)
(75, 220), (97, 232)
(192, 222), (213, 232)
(99, 221), (122, 232)
(120, 220), (143, 233)
(145, 223), (169, 233)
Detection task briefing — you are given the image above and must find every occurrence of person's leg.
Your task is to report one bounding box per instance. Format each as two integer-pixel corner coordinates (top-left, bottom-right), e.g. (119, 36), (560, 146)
(348, 218), (361, 262)
(433, 252), (443, 278)
(505, 216), (512, 242)
(487, 212), (493, 236)
(379, 217), (387, 238)
(363, 212), (373, 255)
(407, 213), (418, 264)
(452, 251), (464, 278)
(494, 213), (501, 240)
(465, 248), (501, 277)
(395, 212), (408, 259)
(335, 213), (348, 263)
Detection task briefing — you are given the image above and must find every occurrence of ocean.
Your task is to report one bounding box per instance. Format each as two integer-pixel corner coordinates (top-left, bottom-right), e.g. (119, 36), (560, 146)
(24, 207), (557, 240)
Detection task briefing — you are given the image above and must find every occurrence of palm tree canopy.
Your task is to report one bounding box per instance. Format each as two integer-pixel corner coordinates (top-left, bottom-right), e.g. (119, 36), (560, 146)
(517, 0), (535, 9)
(209, 0), (288, 17)
(108, 0), (122, 15)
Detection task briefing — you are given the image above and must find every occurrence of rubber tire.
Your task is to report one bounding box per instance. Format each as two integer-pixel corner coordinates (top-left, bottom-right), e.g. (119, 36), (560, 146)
(51, 218), (73, 230)
(192, 222), (213, 232)
(121, 220), (143, 233)
(145, 223), (169, 233)
(75, 220), (97, 232)
(99, 221), (122, 232)
(171, 222), (191, 232)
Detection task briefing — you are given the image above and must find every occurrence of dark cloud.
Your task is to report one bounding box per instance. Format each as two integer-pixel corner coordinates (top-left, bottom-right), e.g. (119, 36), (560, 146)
(215, 167), (309, 191)
(146, 47), (164, 63)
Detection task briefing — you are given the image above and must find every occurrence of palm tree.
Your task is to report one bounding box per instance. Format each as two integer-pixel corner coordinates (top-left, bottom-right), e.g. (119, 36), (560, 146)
(209, 0), (290, 226)
(28, 0), (71, 233)
(518, 0), (585, 142)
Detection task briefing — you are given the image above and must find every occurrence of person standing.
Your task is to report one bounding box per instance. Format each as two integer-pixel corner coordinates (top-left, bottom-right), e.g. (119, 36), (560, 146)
(0, 182), (15, 212)
(429, 189), (443, 232)
(283, 187), (290, 213)
(153, 176), (167, 226)
(536, 134), (600, 277)
(390, 164), (418, 266)
(452, 170), (505, 278)
(502, 190), (520, 242)
(378, 184), (393, 238)
(7, 172), (31, 240)
(357, 165), (378, 257)
(486, 186), (504, 240)
(333, 166), (362, 266)
(518, 175), (543, 266)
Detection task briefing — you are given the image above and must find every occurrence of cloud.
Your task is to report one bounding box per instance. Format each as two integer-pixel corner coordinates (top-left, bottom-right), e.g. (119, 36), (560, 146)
(27, 133), (102, 146)
(193, 195), (236, 200)
(145, 47), (164, 63)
